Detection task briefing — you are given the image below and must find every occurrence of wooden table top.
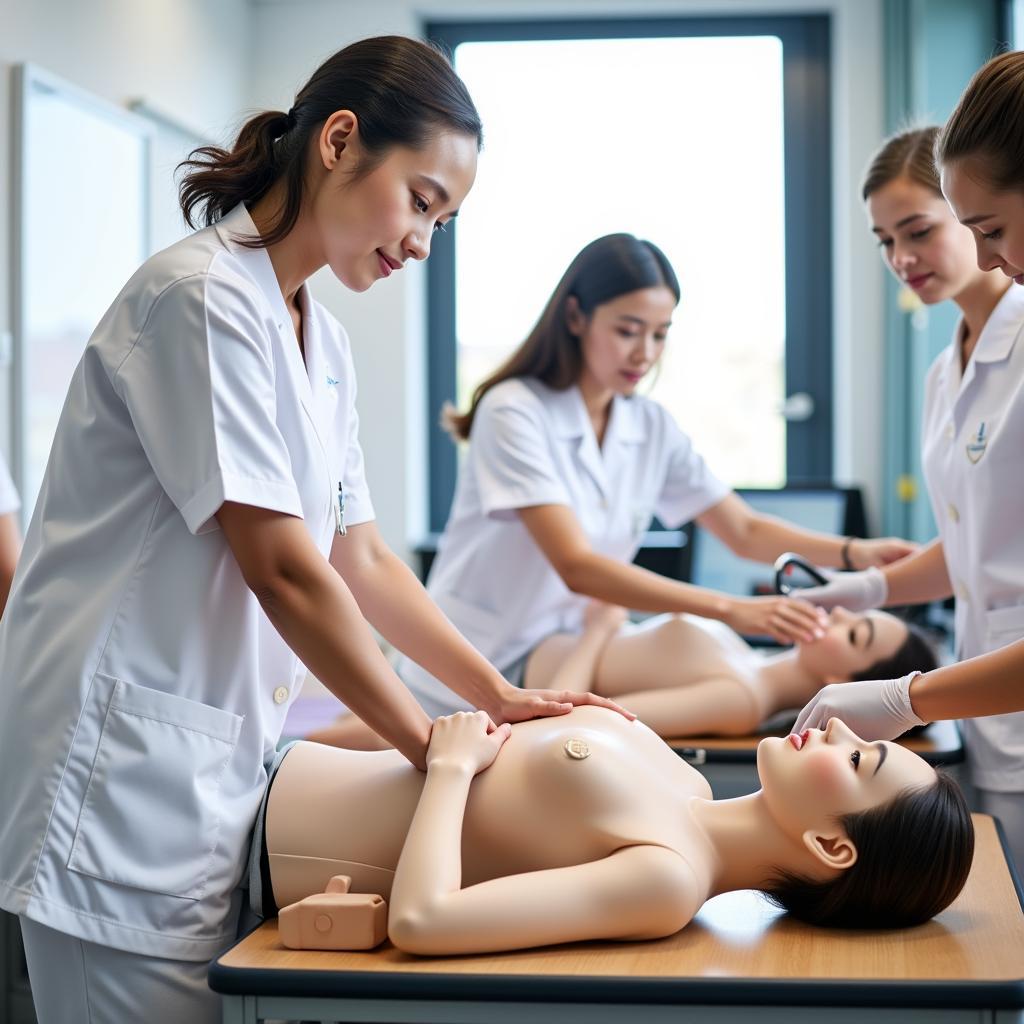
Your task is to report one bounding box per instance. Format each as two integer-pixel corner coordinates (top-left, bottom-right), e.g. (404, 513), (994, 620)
(213, 815), (1021, 1006)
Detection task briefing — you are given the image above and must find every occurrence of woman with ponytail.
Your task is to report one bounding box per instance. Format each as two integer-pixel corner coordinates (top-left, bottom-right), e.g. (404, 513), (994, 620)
(0, 36), (622, 1022)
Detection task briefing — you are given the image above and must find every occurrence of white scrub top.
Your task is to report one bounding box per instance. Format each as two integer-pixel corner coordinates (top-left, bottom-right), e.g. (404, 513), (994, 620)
(399, 377), (729, 712)
(0, 204), (374, 959)
(0, 455), (19, 516)
(922, 283), (1024, 792)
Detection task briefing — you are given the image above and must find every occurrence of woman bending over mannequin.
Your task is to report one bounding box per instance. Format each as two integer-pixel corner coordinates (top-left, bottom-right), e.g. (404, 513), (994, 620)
(311, 605), (937, 745)
(264, 707), (972, 955)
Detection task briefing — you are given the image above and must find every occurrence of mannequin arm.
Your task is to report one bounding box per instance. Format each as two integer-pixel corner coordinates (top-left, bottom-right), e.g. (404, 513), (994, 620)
(880, 537), (952, 606)
(388, 758), (698, 955)
(615, 678), (763, 738)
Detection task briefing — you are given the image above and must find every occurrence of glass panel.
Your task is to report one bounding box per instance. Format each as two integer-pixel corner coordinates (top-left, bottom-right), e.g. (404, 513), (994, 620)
(454, 36), (786, 487)
(22, 76), (148, 517)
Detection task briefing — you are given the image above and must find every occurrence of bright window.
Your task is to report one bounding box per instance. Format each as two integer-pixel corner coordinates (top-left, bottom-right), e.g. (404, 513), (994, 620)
(453, 35), (786, 488)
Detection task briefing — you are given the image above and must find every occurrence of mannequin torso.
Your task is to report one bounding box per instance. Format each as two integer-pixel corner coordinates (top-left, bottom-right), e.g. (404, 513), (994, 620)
(267, 707), (710, 909)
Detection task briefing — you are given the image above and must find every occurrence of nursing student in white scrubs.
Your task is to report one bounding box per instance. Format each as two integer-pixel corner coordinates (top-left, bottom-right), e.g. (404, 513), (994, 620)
(0, 38), (623, 1024)
(794, 104), (1024, 870)
(318, 233), (915, 748)
(0, 455), (20, 616)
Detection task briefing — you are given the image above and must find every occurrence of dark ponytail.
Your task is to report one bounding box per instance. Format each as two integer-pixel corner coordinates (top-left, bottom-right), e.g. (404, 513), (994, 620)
(178, 35), (482, 247)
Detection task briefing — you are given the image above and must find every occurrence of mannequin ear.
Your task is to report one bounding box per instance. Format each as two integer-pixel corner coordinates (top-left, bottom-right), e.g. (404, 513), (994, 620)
(565, 295), (587, 337)
(802, 828), (858, 871)
(319, 110), (360, 168)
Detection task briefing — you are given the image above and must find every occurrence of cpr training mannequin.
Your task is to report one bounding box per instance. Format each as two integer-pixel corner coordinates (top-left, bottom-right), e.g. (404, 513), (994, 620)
(264, 707), (973, 956)
(311, 604), (937, 746)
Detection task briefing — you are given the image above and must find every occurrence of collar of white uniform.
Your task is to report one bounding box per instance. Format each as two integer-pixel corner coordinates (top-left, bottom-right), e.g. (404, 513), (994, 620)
(213, 203), (311, 335)
(543, 382), (646, 444)
(960, 282), (1024, 365)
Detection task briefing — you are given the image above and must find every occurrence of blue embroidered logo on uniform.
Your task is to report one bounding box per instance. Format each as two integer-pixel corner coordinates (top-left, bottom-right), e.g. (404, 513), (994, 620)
(966, 421), (987, 464)
(326, 374), (340, 388)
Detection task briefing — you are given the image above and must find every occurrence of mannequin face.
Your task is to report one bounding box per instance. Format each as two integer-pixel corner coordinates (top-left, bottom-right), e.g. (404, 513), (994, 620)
(568, 286), (676, 398)
(310, 111), (477, 292)
(795, 607), (907, 684)
(942, 157), (1024, 284)
(866, 175), (983, 304)
(757, 718), (936, 869)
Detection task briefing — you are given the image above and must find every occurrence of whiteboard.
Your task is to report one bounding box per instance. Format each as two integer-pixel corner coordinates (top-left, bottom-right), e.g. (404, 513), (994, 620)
(12, 64), (151, 524)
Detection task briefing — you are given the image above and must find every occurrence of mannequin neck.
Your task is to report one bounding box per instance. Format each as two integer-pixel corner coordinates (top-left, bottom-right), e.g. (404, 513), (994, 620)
(687, 790), (835, 898)
(754, 649), (828, 716)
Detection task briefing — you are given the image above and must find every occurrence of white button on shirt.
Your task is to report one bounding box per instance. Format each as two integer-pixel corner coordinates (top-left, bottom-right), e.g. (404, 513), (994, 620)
(922, 283), (1024, 791)
(273, 686), (290, 705)
(398, 377), (729, 714)
(0, 205), (374, 959)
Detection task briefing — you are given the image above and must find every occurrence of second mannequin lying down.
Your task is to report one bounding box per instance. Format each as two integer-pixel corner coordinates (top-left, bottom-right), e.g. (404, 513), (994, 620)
(313, 605), (938, 747)
(265, 707), (972, 955)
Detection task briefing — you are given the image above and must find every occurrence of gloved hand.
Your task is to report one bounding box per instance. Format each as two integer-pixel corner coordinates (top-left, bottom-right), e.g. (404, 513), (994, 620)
(793, 672), (925, 740)
(793, 566), (888, 611)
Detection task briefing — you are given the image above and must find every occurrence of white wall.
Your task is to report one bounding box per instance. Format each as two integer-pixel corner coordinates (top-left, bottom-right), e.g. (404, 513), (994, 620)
(249, 0), (888, 556)
(0, 0), (251, 460)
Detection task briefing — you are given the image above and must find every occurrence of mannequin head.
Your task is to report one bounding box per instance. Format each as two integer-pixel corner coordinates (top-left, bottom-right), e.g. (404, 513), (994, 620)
(757, 719), (973, 927)
(795, 608), (938, 685)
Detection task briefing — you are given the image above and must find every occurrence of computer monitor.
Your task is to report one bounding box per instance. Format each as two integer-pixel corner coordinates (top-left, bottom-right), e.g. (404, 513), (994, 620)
(689, 486), (861, 600)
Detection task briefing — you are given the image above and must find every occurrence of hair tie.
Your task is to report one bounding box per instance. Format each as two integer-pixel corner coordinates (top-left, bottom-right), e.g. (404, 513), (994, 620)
(284, 107), (298, 130)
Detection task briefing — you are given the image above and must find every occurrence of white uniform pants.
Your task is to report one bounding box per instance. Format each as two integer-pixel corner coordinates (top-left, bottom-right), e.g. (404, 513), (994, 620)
(973, 788), (1024, 879)
(20, 915), (244, 1024)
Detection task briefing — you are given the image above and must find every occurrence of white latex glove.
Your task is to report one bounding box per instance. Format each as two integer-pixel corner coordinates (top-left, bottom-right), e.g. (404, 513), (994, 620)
(794, 566), (888, 612)
(793, 672), (925, 740)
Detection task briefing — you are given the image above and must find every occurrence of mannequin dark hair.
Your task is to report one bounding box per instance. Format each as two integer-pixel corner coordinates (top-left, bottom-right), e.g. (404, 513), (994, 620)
(178, 35), (482, 248)
(764, 768), (973, 928)
(853, 621), (939, 683)
(444, 234), (681, 441)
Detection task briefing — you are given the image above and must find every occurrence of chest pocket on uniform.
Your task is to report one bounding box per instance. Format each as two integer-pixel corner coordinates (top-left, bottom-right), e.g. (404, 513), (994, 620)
(67, 676), (242, 901)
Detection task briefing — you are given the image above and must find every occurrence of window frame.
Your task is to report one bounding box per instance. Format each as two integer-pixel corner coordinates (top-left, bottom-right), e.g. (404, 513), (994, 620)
(424, 14), (833, 534)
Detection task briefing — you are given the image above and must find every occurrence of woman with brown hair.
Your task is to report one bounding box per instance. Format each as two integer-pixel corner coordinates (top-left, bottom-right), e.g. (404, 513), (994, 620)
(797, 72), (1024, 875)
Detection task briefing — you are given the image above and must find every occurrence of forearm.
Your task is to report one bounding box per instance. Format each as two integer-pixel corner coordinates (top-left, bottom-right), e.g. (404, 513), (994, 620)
(389, 762), (473, 929)
(257, 558), (431, 767)
(564, 552), (731, 620)
(909, 638), (1024, 722)
(880, 537), (952, 605)
(341, 548), (507, 713)
(732, 514), (850, 567)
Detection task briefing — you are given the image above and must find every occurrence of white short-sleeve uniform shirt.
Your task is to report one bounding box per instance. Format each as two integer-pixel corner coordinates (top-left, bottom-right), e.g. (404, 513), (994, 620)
(398, 377), (729, 713)
(922, 283), (1024, 792)
(0, 205), (374, 960)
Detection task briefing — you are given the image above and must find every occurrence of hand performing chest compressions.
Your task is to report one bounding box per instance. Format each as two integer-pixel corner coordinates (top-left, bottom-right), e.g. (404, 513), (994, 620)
(796, 54), (1024, 876)
(0, 37), (628, 1024)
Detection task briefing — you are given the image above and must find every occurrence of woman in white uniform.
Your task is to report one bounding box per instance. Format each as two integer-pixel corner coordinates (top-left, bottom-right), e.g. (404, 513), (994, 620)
(0, 37), (622, 1024)
(323, 234), (914, 745)
(794, 100), (1024, 870)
